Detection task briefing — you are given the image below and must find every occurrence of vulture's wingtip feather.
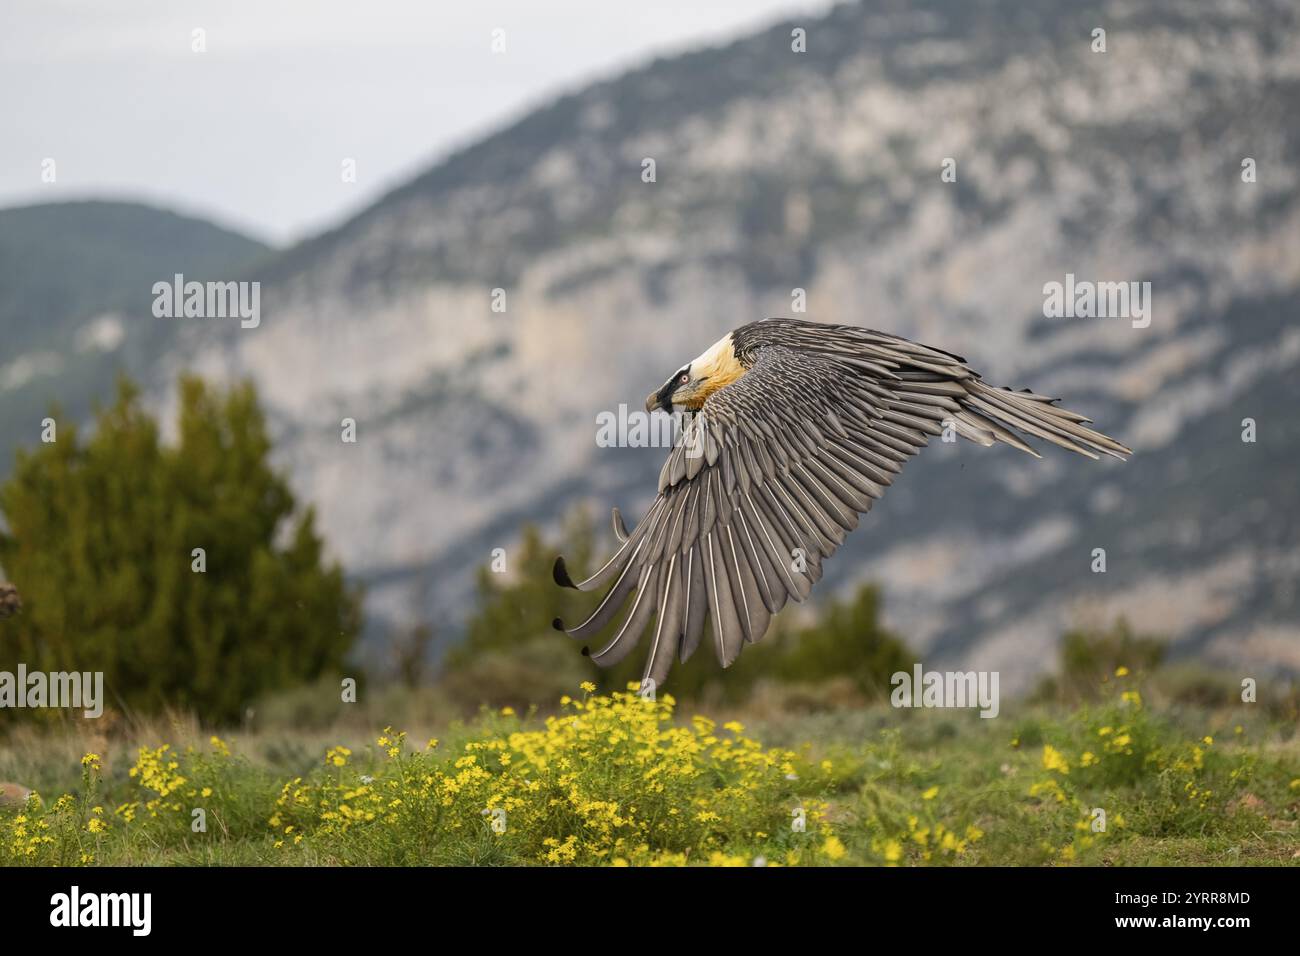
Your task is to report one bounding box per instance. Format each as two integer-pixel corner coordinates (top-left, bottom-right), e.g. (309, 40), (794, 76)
(611, 507), (629, 542)
(553, 556), (577, 589)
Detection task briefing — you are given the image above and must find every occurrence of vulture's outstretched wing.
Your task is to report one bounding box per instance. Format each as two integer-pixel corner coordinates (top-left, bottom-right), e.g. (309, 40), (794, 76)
(554, 328), (1129, 687)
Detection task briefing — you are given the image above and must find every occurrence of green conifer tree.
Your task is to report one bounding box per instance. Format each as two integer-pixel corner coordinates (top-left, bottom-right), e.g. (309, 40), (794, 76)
(0, 375), (361, 724)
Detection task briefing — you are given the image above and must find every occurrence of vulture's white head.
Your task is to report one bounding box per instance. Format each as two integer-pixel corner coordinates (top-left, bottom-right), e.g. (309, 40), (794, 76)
(645, 333), (748, 413)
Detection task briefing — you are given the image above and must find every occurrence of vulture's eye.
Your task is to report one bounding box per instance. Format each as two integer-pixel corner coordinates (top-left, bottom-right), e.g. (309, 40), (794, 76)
(678, 373), (689, 384)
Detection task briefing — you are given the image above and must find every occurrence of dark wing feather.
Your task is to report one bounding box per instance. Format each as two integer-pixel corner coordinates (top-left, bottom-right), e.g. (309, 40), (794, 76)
(555, 320), (1130, 687)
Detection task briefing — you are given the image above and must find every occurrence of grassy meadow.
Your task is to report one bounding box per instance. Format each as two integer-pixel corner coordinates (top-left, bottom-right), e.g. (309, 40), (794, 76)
(2, 671), (1296, 867)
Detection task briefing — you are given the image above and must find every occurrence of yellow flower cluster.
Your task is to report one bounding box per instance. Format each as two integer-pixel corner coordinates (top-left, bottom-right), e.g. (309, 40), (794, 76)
(0, 792), (89, 864)
(270, 687), (833, 865)
(116, 737), (232, 825)
(126, 745), (189, 817)
(869, 814), (983, 865)
(1, 803), (55, 860)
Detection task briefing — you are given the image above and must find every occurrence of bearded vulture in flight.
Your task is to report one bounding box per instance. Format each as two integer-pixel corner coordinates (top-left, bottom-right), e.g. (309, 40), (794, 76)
(553, 317), (1130, 687)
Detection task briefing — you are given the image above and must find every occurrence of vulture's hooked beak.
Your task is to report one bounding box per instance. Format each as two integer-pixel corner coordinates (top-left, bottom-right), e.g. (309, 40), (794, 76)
(646, 383), (676, 414)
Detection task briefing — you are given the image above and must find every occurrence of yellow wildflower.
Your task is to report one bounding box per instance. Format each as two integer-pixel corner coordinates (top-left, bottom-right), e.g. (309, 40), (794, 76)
(1042, 744), (1070, 775)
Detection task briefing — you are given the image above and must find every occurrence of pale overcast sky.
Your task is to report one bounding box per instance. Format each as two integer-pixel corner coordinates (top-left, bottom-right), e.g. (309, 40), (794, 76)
(0, 0), (830, 245)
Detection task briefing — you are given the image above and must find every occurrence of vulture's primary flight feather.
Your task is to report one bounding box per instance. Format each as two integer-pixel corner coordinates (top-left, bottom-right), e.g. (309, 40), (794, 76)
(553, 318), (1130, 687)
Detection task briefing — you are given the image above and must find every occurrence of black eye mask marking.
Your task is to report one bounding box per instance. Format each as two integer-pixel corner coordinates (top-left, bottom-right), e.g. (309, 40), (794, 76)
(654, 368), (690, 411)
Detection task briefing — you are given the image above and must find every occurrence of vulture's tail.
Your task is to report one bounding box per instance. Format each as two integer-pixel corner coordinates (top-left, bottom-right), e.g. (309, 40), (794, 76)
(947, 379), (1131, 461)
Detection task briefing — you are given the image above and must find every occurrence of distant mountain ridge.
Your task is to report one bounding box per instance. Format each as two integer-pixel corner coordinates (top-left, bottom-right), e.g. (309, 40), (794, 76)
(0, 200), (271, 463)
(8, 0), (1299, 688)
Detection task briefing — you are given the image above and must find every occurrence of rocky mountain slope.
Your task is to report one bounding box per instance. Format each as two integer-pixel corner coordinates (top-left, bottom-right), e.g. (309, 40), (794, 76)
(133, 0), (1300, 686)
